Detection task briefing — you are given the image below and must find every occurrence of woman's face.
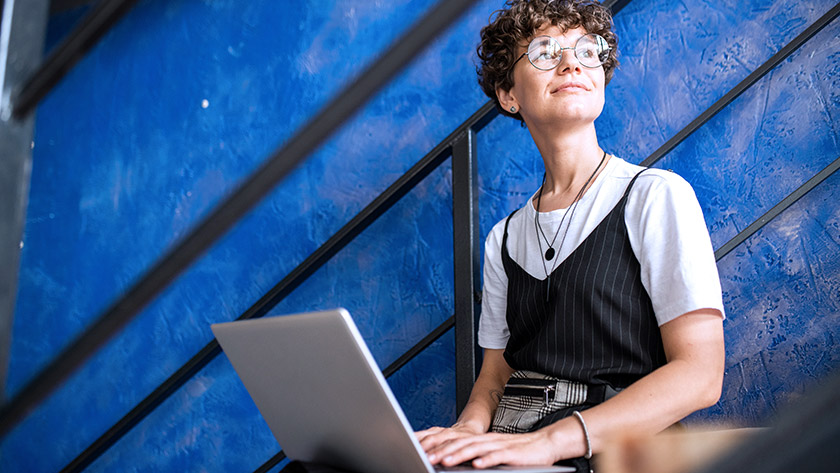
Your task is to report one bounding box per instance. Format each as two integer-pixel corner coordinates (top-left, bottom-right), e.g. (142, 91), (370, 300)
(499, 24), (606, 129)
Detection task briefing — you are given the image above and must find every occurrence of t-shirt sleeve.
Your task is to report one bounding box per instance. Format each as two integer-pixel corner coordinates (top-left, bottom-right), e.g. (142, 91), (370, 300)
(477, 221), (511, 349)
(628, 172), (725, 326)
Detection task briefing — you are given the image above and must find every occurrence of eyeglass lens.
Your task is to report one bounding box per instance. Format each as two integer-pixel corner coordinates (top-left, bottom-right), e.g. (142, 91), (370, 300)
(527, 34), (609, 70)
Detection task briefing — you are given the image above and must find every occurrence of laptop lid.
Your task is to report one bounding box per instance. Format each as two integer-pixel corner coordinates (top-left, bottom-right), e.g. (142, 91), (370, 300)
(212, 309), (572, 473)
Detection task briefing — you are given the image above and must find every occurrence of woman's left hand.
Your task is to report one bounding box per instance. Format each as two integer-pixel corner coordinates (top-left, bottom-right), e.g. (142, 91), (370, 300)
(425, 429), (566, 469)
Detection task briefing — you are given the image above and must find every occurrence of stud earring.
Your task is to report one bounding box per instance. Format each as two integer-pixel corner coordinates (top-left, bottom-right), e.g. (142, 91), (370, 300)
(510, 106), (517, 113)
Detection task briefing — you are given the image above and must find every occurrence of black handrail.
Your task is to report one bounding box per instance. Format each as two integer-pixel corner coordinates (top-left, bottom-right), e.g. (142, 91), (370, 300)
(602, 0), (633, 12)
(254, 451), (287, 473)
(0, 0), (481, 438)
(11, 0), (141, 120)
(714, 156), (840, 261)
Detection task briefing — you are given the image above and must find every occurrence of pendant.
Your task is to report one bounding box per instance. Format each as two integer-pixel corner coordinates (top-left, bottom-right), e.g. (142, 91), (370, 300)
(546, 274), (551, 302)
(544, 247), (555, 260)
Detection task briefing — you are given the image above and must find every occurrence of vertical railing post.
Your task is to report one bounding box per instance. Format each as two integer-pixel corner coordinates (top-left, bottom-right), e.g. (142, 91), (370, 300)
(451, 128), (481, 415)
(0, 0), (49, 399)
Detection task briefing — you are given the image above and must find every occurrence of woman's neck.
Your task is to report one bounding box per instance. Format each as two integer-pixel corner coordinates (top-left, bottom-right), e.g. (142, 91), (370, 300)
(529, 123), (607, 210)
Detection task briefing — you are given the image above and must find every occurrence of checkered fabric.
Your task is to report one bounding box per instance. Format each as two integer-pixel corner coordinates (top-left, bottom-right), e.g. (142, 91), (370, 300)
(490, 370), (589, 434)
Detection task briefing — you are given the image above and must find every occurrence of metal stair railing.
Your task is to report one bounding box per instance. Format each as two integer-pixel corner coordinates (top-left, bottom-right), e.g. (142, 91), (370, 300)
(6, 0), (652, 449)
(0, 0), (483, 438)
(0, 0), (837, 472)
(57, 99), (497, 473)
(7, 0), (141, 120)
(251, 151), (840, 473)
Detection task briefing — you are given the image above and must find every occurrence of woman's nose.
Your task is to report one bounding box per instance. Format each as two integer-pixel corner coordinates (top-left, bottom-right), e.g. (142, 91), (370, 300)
(556, 48), (581, 74)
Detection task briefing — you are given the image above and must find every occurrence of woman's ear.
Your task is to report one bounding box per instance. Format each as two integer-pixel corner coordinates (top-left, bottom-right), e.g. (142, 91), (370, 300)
(497, 86), (518, 114)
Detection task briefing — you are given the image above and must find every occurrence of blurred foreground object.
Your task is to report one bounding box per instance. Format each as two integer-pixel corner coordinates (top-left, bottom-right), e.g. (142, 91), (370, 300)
(597, 427), (761, 473)
(597, 369), (840, 473)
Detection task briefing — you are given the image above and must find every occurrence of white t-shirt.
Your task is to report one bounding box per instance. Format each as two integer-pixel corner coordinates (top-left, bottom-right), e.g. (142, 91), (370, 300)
(478, 156), (725, 350)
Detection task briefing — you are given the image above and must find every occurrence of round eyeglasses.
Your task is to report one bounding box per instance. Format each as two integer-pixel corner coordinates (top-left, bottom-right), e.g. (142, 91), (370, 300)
(513, 33), (611, 71)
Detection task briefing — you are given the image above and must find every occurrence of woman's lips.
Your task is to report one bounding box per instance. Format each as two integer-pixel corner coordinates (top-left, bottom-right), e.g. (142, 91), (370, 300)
(551, 82), (589, 93)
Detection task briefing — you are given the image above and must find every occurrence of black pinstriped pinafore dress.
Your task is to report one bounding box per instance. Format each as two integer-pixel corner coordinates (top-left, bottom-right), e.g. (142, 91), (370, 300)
(500, 169), (667, 395)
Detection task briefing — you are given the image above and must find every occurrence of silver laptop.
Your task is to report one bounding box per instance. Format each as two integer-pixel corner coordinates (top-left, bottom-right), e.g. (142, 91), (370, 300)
(211, 308), (572, 473)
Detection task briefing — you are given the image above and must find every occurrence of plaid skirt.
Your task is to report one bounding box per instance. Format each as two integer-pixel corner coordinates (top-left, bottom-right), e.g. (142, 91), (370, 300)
(490, 370), (591, 434)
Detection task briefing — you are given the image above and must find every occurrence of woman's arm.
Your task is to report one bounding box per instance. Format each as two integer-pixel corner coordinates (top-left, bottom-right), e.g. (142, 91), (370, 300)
(567, 309), (724, 448)
(427, 308), (725, 468)
(416, 349), (514, 454)
(537, 309), (725, 456)
(454, 349), (516, 433)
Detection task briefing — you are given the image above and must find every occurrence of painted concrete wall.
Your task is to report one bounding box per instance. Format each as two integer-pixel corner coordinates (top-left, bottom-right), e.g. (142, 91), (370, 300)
(2, 0), (838, 471)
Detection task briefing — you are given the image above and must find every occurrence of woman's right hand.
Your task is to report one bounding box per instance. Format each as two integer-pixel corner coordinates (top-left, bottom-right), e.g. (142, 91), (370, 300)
(415, 422), (486, 459)
(417, 350), (513, 462)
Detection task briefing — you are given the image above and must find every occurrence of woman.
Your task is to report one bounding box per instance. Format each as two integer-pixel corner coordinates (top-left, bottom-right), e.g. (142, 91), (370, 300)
(417, 0), (725, 470)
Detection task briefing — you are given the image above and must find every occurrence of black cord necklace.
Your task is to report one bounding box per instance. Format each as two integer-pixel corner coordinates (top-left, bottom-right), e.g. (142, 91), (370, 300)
(534, 150), (607, 295)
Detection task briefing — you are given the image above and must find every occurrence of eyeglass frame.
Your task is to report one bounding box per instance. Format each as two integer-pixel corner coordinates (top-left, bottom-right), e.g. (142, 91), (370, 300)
(511, 33), (612, 71)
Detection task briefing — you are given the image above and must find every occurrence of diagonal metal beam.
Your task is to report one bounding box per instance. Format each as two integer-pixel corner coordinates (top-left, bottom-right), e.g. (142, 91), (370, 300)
(383, 316), (455, 379)
(253, 451), (287, 473)
(0, 0), (481, 438)
(715, 156), (840, 261)
(601, 0), (633, 11)
(9, 0), (139, 120)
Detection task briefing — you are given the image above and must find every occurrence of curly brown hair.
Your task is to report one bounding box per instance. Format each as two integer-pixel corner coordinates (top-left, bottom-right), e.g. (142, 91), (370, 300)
(477, 0), (619, 120)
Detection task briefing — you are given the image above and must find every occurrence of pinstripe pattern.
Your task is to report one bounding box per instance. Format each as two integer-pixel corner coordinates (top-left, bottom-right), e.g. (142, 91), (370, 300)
(501, 170), (667, 388)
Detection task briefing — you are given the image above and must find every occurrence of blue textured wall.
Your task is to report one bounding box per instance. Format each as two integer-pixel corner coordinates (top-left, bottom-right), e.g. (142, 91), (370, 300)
(3, 0), (839, 471)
